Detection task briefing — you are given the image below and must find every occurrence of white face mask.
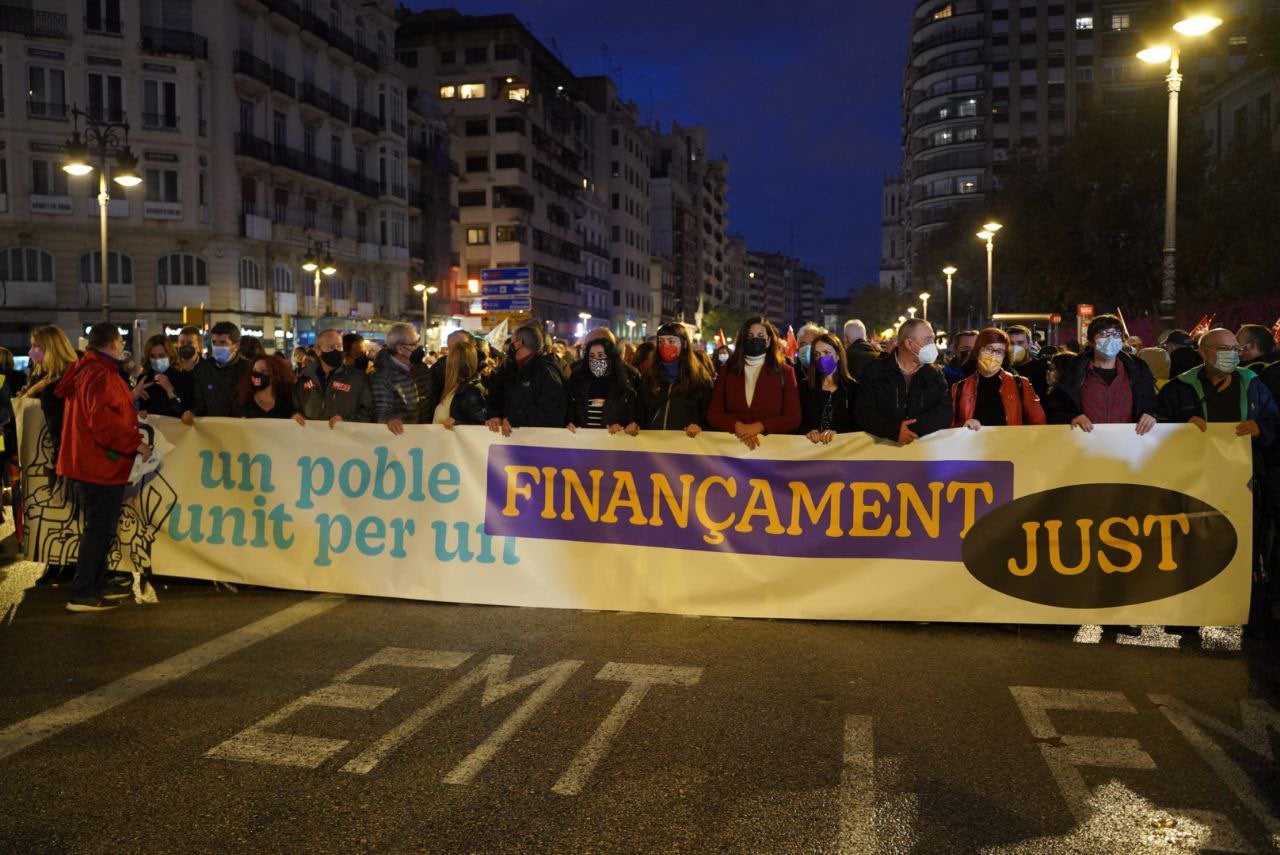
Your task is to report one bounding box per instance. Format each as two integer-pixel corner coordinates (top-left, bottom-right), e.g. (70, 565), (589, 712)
(916, 342), (939, 365)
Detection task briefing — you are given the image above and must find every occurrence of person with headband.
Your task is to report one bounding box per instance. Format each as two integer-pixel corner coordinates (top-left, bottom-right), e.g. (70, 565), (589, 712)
(640, 322), (713, 436)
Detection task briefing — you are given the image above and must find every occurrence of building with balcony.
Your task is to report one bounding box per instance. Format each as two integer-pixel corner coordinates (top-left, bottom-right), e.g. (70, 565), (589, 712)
(0, 0), (422, 350)
(879, 176), (907, 290)
(396, 9), (596, 338)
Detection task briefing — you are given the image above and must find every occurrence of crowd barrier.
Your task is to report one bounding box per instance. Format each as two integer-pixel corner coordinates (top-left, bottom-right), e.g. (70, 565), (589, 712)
(16, 400), (1253, 625)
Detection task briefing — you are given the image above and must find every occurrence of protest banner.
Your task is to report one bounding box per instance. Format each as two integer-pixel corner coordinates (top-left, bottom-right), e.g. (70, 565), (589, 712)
(17, 399), (1253, 625)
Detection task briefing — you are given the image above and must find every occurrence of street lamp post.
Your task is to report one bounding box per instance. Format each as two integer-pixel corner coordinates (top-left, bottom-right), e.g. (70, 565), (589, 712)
(625, 318), (636, 340)
(302, 237), (337, 331)
(62, 107), (142, 322)
(1137, 15), (1222, 330)
(975, 221), (1002, 323)
(941, 266), (957, 334)
(919, 292), (930, 324)
(414, 281), (437, 327)
(906, 306), (917, 320)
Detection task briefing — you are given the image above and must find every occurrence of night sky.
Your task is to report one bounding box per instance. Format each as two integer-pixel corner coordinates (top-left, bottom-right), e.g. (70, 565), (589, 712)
(407, 1), (914, 298)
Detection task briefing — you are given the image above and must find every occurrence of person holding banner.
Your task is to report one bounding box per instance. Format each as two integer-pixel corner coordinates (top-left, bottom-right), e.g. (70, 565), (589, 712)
(707, 317), (801, 450)
(852, 318), (950, 445)
(485, 320), (567, 436)
(1156, 328), (1278, 445)
(370, 323), (434, 435)
(800, 332), (857, 444)
(55, 323), (150, 613)
(434, 337), (489, 428)
(640, 322), (713, 436)
(949, 328), (1046, 430)
(233, 354), (296, 419)
(1046, 314), (1158, 435)
(292, 329), (374, 428)
(567, 337), (640, 435)
(181, 322), (249, 423)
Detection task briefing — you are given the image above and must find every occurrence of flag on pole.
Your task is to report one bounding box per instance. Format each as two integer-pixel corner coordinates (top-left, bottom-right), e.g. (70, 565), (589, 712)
(1189, 314), (1214, 338)
(485, 318), (509, 350)
(784, 326), (799, 358)
(715, 328), (726, 349)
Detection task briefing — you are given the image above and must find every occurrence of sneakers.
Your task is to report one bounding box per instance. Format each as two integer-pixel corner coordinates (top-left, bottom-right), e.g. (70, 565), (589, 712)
(66, 598), (121, 613)
(101, 588), (132, 601)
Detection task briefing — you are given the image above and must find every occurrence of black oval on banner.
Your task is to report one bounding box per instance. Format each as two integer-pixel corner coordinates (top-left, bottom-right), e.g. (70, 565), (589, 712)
(961, 484), (1237, 608)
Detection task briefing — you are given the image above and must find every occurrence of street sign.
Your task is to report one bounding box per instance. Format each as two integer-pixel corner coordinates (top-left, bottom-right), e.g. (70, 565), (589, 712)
(481, 267), (531, 282)
(482, 297), (533, 312)
(480, 282), (531, 297)
(1077, 304), (1094, 319)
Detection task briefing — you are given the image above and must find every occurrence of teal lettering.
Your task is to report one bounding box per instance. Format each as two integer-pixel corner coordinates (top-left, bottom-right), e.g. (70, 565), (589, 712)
(167, 503), (204, 543)
(315, 513), (352, 566)
(206, 506), (247, 547)
(408, 448), (426, 501)
(389, 518), (414, 558)
(198, 450), (235, 490)
(236, 453), (274, 493)
(372, 447), (405, 501)
(297, 456), (334, 510)
(429, 463), (460, 504)
(432, 521), (474, 562)
(355, 516), (386, 556)
(339, 459), (372, 499)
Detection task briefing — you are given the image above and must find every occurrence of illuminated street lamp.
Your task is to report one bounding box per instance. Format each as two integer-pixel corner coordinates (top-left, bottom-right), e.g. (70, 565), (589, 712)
(1137, 14), (1223, 329)
(302, 237), (336, 324)
(906, 306), (917, 320)
(414, 281), (438, 325)
(467, 278), (481, 294)
(63, 107), (142, 321)
(919, 292), (931, 324)
(625, 318), (636, 340)
(941, 266), (957, 336)
(976, 221), (1002, 322)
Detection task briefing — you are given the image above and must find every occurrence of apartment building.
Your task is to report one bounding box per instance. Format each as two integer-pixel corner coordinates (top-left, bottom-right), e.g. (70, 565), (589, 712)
(0, 0), (430, 349)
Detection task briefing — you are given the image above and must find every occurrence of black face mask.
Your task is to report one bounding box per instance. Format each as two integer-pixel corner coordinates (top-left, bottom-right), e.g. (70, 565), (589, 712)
(320, 350), (344, 368)
(742, 338), (769, 357)
(409, 346), (425, 364)
(177, 345), (197, 361)
(353, 355), (370, 372)
(250, 371), (271, 389)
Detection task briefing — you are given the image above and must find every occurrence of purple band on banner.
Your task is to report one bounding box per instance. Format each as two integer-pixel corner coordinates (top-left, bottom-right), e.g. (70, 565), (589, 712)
(484, 446), (1013, 560)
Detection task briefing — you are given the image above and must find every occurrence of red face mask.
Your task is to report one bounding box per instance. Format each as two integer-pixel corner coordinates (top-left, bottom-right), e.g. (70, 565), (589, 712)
(658, 343), (680, 363)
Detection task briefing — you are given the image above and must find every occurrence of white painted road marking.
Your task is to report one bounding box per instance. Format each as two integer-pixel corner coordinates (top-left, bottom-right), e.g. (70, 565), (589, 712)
(838, 715), (876, 854)
(0, 594), (347, 762)
(551, 662), (703, 796)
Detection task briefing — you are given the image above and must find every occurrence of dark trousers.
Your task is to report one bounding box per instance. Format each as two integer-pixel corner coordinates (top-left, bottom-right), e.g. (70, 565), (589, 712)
(70, 479), (126, 601)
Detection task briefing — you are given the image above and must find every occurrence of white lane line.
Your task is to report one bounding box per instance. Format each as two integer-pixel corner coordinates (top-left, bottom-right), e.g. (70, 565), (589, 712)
(839, 715), (876, 855)
(0, 593), (347, 761)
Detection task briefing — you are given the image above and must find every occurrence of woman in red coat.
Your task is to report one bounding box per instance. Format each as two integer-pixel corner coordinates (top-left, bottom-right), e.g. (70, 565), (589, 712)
(707, 317), (801, 449)
(950, 327), (1046, 429)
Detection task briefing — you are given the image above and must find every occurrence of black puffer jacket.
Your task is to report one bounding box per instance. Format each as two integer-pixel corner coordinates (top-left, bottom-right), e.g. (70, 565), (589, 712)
(486, 353), (567, 427)
(190, 356), (249, 417)
(639, 377), (711, 431)
(566, 364), (640, 428)
(447, 377), (490, 425)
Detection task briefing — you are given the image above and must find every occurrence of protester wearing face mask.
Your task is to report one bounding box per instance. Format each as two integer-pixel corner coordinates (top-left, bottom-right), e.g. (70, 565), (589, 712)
(484, 320), (567, 436)
(1157, 328), (1278, 440)
(1003, 325), (1050, 400)
(794, 323), (826, 381)
(180, 321), (249, 424)
(370, 322), (435, 436)
(567, 338), (640, 435)
(950, 328), (1045, 431)
(233, 354), (296, 419)
(424, 329), (473, 414)
(799, 333), (857, 444)
(170, 326), (202, 408)
(293, 328), (374, 428)
(943, 330), (979, 386)
(853, 318), (951, 445)
(131, 334), (183, 418)
(1046, 315), (1158, 435)
(640, 323), (713, 437)
(707, 317), (801, 450)
(712, 345), (732, 371)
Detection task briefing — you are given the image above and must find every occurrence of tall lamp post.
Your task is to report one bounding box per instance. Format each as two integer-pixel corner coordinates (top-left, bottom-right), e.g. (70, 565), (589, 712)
(919, 292), (931, 324)
(414, 281), (437, 326)
(941, 265), (957, 334)
(625, 318), (636, 340)
(301, 237), (336, 331)
(1137, 15), (1222, 330)
(62, 107), (142, 322)
(975, 221), (1002, 323)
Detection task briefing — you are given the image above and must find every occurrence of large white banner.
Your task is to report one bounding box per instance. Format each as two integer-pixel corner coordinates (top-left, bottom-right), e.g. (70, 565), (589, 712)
(18, 400), (1253, 625)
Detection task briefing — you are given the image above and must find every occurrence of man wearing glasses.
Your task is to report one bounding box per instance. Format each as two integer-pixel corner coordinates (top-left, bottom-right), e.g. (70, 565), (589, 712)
(1156, 328), (1278, 441)
(1046, 314), (1159, 434)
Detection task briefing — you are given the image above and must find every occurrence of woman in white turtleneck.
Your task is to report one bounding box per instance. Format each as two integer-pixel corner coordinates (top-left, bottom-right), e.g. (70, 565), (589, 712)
(707, 317), (802, 449)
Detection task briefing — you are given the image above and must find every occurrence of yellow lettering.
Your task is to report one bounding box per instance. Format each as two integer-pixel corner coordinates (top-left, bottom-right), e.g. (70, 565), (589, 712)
(599, 471), (648, 526)
(1044, 519), (1093, 575)
(946, 481), (995, 538)
(694, 476), (737, 545)
(849, 482), (892, 537)
(1142, 513), (1191, 571)
(1097, 516), (1142, 574)
(895, 482), (945, 538)
(734, 479), (786, 535)
(786, 481), (844, 537)
(1008, 522), (1040, 576)
(539, 466), (559, 520)
(502, 465), (541, 517)
(561, 469), (604, 522)
(649, 473), (696, 528)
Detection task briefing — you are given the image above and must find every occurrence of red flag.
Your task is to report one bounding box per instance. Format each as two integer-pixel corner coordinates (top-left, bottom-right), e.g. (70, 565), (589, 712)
(715, 328), (726, 348)
(1271, 317), (1280, 347)
(784, 326), (799, 358)
(1189, 314), (1214, 338)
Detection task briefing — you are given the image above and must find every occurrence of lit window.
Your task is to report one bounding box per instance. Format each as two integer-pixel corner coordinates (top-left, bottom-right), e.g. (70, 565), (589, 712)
(1075, 16), (1093, 30)
(957, 176), (979, 194)
(438, 85), (456, 99)
(932, 129), (953, 146)
(465, 226), (488, 245)
(1228, 35), (1247, 46)
(1110, 14), (1130, 31)
(956, 127), (979, 142)
(459, 83), (486, 99)
(506, 87), (529, 102)
(931, 3), (953, 21)
(958, 99), (978, 117)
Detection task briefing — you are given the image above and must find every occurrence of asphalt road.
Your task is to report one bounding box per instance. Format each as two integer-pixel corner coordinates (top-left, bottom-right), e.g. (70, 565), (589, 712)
(1, 563), (1278, 853)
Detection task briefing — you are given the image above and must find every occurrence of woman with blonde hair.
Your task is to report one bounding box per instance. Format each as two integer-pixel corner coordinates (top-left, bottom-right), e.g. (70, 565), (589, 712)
(22, 325), (80, 585)
(434, 336), (489, 427)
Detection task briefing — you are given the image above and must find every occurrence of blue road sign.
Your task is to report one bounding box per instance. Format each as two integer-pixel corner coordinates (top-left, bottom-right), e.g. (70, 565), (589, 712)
(482, 297), (533, 312)
(481, 282), (531, 297)
(481, 267), (530, 282)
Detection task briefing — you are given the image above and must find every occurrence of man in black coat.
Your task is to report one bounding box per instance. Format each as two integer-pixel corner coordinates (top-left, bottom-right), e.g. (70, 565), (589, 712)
(485, 320), (567, 435)
(1006, 325), (1050, 400)
(181, 321), (248, 423)
(852, 318), (951, 444)
(1045, 314), (1158, 435)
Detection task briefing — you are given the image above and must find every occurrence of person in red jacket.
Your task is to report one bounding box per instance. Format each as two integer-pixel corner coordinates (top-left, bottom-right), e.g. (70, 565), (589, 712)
(707, 316), (801, 449)
(950, 327), (1046, 429)
(56, 323), (151, 613)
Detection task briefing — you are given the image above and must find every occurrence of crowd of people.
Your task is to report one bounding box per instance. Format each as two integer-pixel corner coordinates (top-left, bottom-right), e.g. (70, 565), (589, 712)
(11, 310), (1280, 625)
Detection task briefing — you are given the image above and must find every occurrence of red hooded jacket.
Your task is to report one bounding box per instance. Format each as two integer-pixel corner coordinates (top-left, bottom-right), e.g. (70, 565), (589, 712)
(55, 349), (141, 485)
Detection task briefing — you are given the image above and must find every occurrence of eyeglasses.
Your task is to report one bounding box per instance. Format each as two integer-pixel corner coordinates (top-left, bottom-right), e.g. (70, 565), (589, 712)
(980, 346), (1006, 356)
(1203, 345), (1241, 354)
(1095, 330), (1124, 340)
